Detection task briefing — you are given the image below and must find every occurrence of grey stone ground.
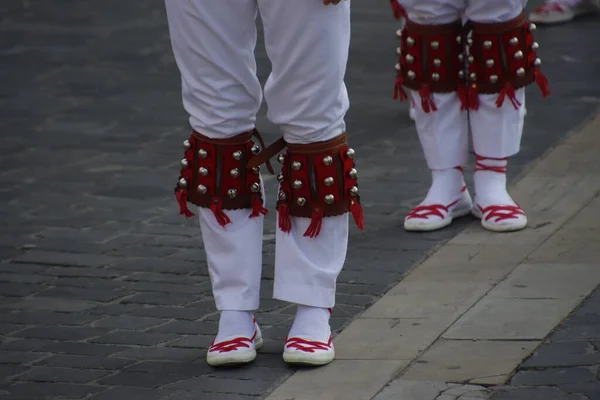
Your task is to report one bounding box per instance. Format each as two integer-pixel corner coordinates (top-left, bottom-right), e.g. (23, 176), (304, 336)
(0, 0), (599, 399)
(492, 289), (600, 400)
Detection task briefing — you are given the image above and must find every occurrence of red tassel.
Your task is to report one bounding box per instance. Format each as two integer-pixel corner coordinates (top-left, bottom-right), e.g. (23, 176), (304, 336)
(393, 76), (408, 101)
(467, 84), (480, 111)
(304, 207), (324, 238)
(278, 202), (292, 233)
(457, 85), (469, 111)
(390, 0), (407, 20)
(496, 83), (521, 110)
(249, 194), (269, 218)
(535, 70), (551, 98)
(350, 199), (364, 230)
(209, 198), (231, 227)
(418, 85), (437, 113)
(175, 189), (195, 218)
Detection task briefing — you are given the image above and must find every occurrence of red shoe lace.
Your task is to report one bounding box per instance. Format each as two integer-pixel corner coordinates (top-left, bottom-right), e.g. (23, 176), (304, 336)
(285, 337), (333, 353)
(534, 2), (565, 13)
(478, 204), (525, 222)
(209, 331), (257, 353)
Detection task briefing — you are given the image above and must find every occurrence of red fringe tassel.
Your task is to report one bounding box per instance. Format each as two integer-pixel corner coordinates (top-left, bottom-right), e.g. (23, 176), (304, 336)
(496, 83), (521, 110)
(418, 85), (437, 113)
(303, 207), (324, 238)
(390, 0), (407, 20)
(175, 189), (195, 218)
(535, 70), (551, 98)
(249, 194), (269, 218)
(467, 84), (480, 111)
(278, 203), (292, 233)
(458, 85), (469, 111)
(209, 198), (231, 227)
(350, 199), (364, 230)
(393, 75), (408, 101)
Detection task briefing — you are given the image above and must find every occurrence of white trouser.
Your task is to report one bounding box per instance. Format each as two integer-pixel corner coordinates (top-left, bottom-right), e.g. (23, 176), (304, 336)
(399, 0), (528, 169)
(165, 0), (351, 310)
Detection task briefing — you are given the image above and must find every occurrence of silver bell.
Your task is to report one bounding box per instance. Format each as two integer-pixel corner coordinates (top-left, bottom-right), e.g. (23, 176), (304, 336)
(431, 73), (440, 82)
(486, 59), (495, 68)
(433, 58), (441, 68)
(458, 70), (465, 79)
(489, 75), (499, 84)
(468, 55), (474, 64)
(324, 194), (335, 204)
(250, 144), (260, 154)
(407, 70), (416, 80)
(296, 197), (306, 206)
(278, 191), (287, 201)
(529, 23), (537, 31)
(197, 184), (207, 194)
(469, 72), (477, 81)
(346, 148), (355, 159)
(514, 50), (524, 60)
(180, 158), (189, 168)
(250, 183), (260, 193)
(532, 42), (540, 50)
(430, 40), (439, 50)
(291, 161), (302, 171)
(458, 53), (464, 62)
(395, 63), (401, 71)
(232, 151), (242, 161)
(456, 35), (462, 44)
(178, 178), (187, 188)
(227, 188), (237, 199)
(277, 172), (284, 182)
(516, 67), (526, 77)
(406, 37), (415, 46)
(396, 47), (401, 55)
(183, 139), (191, 150)
(277, 153), (285, 164)
(534, 58), (542, 67)
(406, 54), (414, 64)
(349, 168), (358, 179)
(350, 186), (359, 197)
(483, 40), (492, 49)
(252, 166), (260, 174)
(324, 177), (334, 187)
(198, 148), (208, 158)
(198, 167), (208, 176)
(323, 156), (333, 166)
(509, 37), (519, 46)
(292, 180), (303, 189)
(230, 168), (240, 178)
(396, 29), (402, 38)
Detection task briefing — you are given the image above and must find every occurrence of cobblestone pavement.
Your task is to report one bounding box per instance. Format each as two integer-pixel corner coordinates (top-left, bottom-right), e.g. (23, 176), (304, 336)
(1, 0), (600, 399)
(492, 288), (600, 400)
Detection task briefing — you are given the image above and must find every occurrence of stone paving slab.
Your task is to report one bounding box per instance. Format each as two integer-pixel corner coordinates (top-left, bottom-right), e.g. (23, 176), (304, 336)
(1, 0), (600, 399)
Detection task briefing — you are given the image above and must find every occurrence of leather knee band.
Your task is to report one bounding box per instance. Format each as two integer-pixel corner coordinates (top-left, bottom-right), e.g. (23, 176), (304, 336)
(466, 11), (550, 109)
(248, 133), (364, 238)
(175, 129), (274, 226)
(394, 19), (464, 112)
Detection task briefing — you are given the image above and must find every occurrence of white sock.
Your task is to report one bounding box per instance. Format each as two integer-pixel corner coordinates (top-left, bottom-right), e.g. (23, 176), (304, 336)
(474, 157), (515, 207)
(288, 305), (331, 342)
(215, 310), (255, 342)
(421, 167), (465, 207)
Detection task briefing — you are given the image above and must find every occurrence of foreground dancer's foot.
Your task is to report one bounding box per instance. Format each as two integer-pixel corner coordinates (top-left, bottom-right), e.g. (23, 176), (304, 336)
(207, 311), (263, 367)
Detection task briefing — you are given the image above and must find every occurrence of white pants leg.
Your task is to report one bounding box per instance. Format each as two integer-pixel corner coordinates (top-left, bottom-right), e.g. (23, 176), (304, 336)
(258, 0), (351, 308)
(165, 0), (264, 311)
(465, 0), (528, 158)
